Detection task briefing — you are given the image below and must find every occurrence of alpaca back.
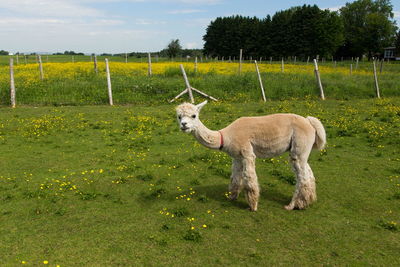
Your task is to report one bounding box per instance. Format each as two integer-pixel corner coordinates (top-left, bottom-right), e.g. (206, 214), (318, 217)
(306, 116), (326, 150)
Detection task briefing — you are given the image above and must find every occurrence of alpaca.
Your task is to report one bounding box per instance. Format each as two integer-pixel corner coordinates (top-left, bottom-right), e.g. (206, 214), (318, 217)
(176, 101), (326, 211)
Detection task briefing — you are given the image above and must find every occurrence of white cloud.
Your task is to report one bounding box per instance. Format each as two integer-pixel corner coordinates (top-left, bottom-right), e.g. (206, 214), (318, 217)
(0, 0), (102, 17)
(172, 0), (221, 4)
(184, 17), (212, 27)
(0, 17), (67, 26)
(71, 0), (221, 4)
(0, 0), (210, 53)
(168, 9), (204, 14)
(135, 18), (166, 25)
(393, 11), (400, 19)
(184, 42), (199, 49)
(325, 6), (343, 12)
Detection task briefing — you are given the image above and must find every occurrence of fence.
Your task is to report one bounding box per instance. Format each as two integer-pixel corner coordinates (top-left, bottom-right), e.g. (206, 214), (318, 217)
(0, 52), (396, 107)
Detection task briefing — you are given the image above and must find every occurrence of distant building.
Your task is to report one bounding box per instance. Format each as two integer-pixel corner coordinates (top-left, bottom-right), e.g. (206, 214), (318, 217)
(383, 47), (399, 60)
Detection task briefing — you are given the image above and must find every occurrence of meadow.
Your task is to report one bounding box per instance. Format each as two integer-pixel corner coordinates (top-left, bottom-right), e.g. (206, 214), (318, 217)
(0, 56), (399, 265)
(0, 55), (399, 106)
(0, 98), (399, 266)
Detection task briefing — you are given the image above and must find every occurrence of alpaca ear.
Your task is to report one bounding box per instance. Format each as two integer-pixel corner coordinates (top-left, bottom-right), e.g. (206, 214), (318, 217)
(196, 100), (208, 111)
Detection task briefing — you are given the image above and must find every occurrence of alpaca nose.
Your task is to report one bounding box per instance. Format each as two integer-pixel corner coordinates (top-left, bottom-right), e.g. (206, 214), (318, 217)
(181, 122), (187, 126)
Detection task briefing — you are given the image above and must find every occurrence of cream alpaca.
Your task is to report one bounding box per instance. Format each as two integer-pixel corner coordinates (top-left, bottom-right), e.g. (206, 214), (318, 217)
(176, 101), (326, 211)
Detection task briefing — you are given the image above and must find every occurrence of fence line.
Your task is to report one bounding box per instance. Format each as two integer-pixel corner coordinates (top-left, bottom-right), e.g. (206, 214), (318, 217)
(254, 60), (266, 102)
(2, 57), (395, 107)
(373, 59), (380, 98)
(105, 58), (114, 105)
(313, 59), (325, 100)
(38, 55), (44, 80)
(10, 58), (16, 108)
(148, 53), (152, 76)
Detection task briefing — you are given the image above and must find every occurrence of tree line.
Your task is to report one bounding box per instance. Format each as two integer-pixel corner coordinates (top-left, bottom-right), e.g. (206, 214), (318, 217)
(203, 0), (398, 59)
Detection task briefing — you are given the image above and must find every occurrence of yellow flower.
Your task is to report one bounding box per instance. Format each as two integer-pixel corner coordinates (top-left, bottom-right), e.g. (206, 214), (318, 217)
(202, 224), (207, 228)
(43, 260), (49, 264)
(191, 226), (195, 230)
(21, 261), (27, 264)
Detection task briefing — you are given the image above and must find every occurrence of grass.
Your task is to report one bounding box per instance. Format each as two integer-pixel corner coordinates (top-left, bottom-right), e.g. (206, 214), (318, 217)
(0, 55), (179, 66)
(0, 98), (399, 266)
(0, 58), (399, 106)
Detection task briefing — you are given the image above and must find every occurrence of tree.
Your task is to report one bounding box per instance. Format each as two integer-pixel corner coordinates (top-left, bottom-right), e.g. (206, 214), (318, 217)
(203, 6), (343, 59)
(166, 39), (182, 58)
(0, 50), (9, 55)
(203, 16), (263, 57)
(339, 0), (397, 59)
(395, 31), (400, 56)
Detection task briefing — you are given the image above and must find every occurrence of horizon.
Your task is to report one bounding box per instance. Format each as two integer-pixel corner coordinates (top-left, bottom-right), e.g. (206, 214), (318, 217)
(1, 0), (399, 54)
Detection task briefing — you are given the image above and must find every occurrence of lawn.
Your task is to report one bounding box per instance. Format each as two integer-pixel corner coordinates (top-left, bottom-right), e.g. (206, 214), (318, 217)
(0, 98), (399, 266)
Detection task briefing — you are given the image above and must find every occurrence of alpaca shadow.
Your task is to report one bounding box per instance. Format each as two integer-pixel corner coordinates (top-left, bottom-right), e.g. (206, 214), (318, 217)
(194, 184), (291, 208)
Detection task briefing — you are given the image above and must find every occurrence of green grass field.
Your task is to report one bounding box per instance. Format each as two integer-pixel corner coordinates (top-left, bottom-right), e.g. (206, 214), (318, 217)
(0, 98), (399, 266)
(0, 55), (399, 107)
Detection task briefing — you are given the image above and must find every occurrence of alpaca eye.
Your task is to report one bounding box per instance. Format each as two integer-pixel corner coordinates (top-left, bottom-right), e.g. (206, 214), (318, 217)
(192, 115), (196, 119)
(178, 115), (181, 120)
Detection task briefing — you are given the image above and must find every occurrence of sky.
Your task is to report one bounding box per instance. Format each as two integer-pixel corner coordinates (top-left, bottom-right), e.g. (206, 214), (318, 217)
(0, 0), (399, 54)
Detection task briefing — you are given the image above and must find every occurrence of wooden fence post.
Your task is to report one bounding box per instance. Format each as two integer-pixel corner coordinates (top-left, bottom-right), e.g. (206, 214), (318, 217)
(379, 59), (383, 74)
(239, 49), (243, 75)
(105, 58), (114, 105)
(373, 59), (381, 98)
(181, 64), (194, 103)
(125, 53), (128, 63)
(10, 58), (16, 108)
(350, 64), (352, 75)
(281, 58), (284, 73)
(254, 61), (266, 102)
(16, 54), (19, 65)
(38, 55), (44, 80)
(313, 59), (325, 100)
(194, 56), (198, 73)
(148, 52), (152, 76)
(94, 55), (98, 74)
(269, 57), (272, 64)
(356, 57), (359, 69)
(72, 56), (74, 63)
(24, 55), (27, 64)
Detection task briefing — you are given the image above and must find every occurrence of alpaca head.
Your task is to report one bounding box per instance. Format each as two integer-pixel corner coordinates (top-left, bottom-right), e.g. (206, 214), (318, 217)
(176, 101), (207, 133)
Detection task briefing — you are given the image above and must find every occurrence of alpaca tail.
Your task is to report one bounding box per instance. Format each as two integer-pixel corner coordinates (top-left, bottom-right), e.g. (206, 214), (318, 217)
(307, 116), (326, 150)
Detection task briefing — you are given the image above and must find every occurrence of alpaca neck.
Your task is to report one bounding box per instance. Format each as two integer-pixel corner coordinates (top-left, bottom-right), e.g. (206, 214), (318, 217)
(193, 121), (221, 150)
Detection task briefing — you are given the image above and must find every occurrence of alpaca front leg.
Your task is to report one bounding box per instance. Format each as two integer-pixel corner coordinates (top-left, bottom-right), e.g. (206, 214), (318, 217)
(242, 156), (260, 211)
(229, 159), (243, 200)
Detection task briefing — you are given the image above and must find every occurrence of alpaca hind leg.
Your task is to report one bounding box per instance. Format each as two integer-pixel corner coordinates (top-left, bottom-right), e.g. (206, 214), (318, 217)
(229, 159), (243, 200)
(242, 156), (260, 211)
(285, 157), (316, 210)
(304, 163), (317, 202)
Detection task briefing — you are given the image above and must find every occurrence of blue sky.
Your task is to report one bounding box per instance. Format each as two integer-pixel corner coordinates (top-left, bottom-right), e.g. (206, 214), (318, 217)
(0, 0), (399, 54)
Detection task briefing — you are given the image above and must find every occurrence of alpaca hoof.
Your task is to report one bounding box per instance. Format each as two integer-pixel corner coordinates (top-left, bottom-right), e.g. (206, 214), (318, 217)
(248, 207), (257, 212)
(284, 204), (294, 210)
(229, 193), (238, 201)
